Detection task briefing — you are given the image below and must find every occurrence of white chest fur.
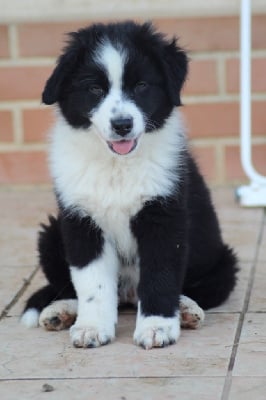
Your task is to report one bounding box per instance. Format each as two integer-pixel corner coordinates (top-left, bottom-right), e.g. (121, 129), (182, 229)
(49, 110), (185, 257)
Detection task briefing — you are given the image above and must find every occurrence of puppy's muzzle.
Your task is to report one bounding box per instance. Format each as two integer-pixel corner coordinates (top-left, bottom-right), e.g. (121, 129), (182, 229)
(111, 117), (133, 137)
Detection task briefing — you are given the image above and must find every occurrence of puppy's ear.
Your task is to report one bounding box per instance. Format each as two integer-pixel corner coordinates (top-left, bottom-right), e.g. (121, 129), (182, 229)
(42, 35), (81, 105)
(162, 39), (188, 106)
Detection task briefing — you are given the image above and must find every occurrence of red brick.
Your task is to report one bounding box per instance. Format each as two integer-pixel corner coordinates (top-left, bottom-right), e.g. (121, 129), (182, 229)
(17, 22), (84, 57)
(0, 151), (50, 184)
(17, 15), (266, 57)
(184, 59), (218, 95)
(23, 108), (55, 143)
(0, 66), (53, 101)
(17, 17), (241, 57)
(252, 101), (266, 136)
(0, 25), (9, 58)
(253, 144), (266, 176)
(190, 145), (217, 182)
(225, 144), (266, 181)
(225, 145), (244, 181)
(250, 59), (266, 93)
(226, 58), (266, 93)
(0, 111), (13, 142)
(155, 17), (239, 52)
(253, 15), (266, 50)
(183, 102), (239, 138)
(226, 58), (238, 93)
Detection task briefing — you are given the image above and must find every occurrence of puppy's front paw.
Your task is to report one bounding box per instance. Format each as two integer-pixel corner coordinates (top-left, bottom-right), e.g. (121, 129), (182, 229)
(70, 324), (115, 348)
(133, 315), (180, 350)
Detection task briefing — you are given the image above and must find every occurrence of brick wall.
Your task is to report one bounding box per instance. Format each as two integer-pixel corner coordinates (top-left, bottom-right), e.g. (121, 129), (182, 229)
(0, 16), (266, 185)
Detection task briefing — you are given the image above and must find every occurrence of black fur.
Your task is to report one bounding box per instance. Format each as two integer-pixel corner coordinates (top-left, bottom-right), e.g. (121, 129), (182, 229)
(59, 211), (104, 268)
(131, 195), (187, 317)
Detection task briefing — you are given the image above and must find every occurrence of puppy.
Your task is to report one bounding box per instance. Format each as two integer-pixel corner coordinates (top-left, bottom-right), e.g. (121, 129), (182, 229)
(21, 21), (238, 349)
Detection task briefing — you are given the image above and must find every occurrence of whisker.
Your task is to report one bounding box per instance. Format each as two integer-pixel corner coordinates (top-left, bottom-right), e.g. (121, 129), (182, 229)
(145, 118), (160, 131)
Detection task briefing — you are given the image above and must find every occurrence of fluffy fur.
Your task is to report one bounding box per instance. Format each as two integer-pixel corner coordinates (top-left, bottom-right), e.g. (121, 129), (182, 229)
(21, 21), (238, 349)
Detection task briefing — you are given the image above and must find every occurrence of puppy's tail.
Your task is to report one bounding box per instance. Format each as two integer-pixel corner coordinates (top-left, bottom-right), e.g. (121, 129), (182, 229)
(21, 216), (76, 328)
(21, 285), (59, 328)
(183, 245), (239, 310)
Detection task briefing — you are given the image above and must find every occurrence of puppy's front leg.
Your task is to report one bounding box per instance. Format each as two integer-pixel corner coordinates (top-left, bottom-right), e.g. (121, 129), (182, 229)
(131, 198), (187, 349)
(61, 213), (118, 348)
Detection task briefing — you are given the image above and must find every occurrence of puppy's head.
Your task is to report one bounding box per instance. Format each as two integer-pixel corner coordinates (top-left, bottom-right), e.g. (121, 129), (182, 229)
(43, 21), (188, 156)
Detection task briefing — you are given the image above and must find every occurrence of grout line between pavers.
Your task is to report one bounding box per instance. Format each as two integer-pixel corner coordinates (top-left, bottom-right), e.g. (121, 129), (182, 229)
(0, 375), (225, 382)
(0, 265), (40, 321)
(221, 209), (266, 400)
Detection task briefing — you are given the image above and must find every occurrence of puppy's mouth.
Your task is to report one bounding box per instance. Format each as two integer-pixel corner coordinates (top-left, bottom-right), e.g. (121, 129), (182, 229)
(107, 139), (138, 155)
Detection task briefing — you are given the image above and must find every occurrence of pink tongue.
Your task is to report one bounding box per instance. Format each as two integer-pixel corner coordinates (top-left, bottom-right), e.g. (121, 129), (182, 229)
(111, 140), (135, 155)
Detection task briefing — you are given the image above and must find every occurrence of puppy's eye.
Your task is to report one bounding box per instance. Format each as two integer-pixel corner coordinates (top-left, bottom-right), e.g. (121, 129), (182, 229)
(89, 84), (104, 97)
(134, 81), (148, 94)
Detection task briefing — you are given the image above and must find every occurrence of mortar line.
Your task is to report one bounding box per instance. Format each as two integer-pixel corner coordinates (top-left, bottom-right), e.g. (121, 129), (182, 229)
(0, 375), (225, 382)
(0, 58), (55, 67)
(183, 93), (266, 104)
(0, 143), (48, 152)
(217, 55), (226, 95)
(215, 142), (225, 184)
(190, 49), (266, 60)
(13, 104), (23, 145)
(8, 24), (19, 59)
(221, 209), (265, 400)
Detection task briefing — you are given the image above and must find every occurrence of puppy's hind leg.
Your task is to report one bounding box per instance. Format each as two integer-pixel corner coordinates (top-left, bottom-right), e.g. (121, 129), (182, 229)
(21, 284), (59, 328)
(179, 295), (205, 329)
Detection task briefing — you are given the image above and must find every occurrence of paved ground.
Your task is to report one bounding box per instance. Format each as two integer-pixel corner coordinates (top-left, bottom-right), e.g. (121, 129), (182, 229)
(0, 186), (265, 399)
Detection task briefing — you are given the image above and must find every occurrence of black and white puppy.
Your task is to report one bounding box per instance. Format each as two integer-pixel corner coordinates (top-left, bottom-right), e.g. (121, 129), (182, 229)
(21, 21), (238, 349)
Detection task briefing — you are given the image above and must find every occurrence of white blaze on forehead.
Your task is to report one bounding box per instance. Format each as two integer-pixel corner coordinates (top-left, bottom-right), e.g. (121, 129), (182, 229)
(94, 41), (126, 90)
(90, 41), (145, 146)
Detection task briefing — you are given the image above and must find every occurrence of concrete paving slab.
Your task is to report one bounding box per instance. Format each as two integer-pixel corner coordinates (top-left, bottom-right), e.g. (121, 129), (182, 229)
(233, 313), (266, 377)
(229, 377), (266, 400)
(0, 313), (238, 380)
(0, 377), (225, 400)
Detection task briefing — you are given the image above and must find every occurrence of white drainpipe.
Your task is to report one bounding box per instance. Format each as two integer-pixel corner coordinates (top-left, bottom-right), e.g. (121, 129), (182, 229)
(236, 0), (266, 206)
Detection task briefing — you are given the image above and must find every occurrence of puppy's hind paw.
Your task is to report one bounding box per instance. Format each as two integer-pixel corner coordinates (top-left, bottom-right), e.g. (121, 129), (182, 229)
(39, 299), (77, 331)
(180, 295), (205, 329)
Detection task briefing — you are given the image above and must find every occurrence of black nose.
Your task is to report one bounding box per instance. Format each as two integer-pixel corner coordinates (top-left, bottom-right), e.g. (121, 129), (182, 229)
(111, 117), (133, 136)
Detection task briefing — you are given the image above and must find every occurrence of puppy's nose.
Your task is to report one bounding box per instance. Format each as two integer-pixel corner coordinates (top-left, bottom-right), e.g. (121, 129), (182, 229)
(111, 117), (133, 136)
